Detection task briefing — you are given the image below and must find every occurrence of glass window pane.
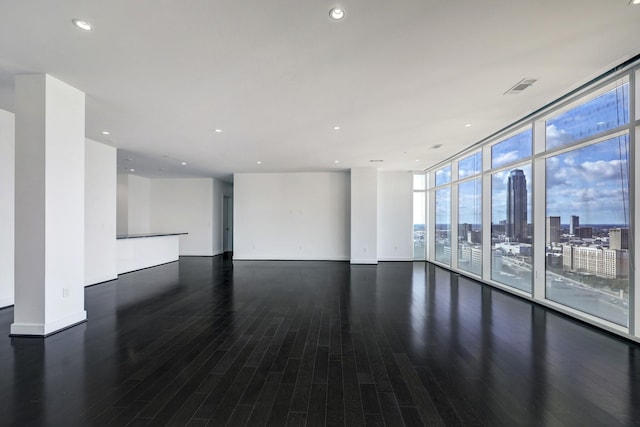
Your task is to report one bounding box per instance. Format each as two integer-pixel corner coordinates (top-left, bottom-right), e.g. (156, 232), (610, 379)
(491, 129), (532, 169)
(545, 135), (629, 327)
(491, 164), (532, 292)
(413, 192), (425, 260)
(458, 152), (482, 178)
(546, 83), (629, 150)
(458, 178), (482, 275)
(435, 166), (451, 186)
(435, 187), (451, 265)
(413, 174), (426, 190)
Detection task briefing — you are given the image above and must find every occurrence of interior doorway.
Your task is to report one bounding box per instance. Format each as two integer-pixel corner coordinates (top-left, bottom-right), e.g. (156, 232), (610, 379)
(223, 196), (233, 254)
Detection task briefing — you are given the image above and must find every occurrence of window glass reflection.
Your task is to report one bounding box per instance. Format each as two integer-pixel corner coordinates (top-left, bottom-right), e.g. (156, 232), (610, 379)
(491, 129), (532, 169)
(458, 152), (482, 179)
(435, 166), (451, 186)
(546, 83), (629, 150)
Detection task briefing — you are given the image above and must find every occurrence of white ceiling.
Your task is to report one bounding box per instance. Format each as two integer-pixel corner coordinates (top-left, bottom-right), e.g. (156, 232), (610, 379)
(0, 1), (638, 182)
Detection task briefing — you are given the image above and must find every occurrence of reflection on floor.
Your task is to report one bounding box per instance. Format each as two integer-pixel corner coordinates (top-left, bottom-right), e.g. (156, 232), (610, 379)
(1, 257), (639, 426)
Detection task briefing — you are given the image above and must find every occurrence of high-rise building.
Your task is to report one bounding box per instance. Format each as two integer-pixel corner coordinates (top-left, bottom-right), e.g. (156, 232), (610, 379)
(609, 228), (629, 250)
(575, 227), (593, 239)
(568, 246), (629, 279)
(459, 223), (472, 241)
(570, 215), (579, 235)
(506, 169), (527, 241)
(546, 216), (561, 244)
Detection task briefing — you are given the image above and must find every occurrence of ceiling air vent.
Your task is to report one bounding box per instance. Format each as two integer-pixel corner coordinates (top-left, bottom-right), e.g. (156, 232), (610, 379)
(504, 78), (537, 95)
(369, 159), (384, 163)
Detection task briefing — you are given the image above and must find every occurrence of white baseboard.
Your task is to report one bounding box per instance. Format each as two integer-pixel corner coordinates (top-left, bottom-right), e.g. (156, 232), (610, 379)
(11, 310), (87, 336)
(85, 274), (118, 287)
(233, 254), (350, 261)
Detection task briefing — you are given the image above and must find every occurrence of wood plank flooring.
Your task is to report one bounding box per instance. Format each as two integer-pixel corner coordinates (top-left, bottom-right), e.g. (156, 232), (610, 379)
(1, 256), (639, 426)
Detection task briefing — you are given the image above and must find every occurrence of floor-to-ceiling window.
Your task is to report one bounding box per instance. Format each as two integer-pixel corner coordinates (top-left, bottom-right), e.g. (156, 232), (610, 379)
(423, 59), (638, 338)
(490, 129), (533, 293)
(457, 152), (482, 276)
(413, 174), (426, 260)
(544, 80), (630, 327)
(434, 166), (451, 265)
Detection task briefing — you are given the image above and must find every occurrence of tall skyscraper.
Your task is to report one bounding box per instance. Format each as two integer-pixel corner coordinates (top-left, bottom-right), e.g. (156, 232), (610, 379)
(506, 169), (527, 241)
(570, 215), (579, 235)
(609, 228), (629, 250)
(546, 216), (561, 244)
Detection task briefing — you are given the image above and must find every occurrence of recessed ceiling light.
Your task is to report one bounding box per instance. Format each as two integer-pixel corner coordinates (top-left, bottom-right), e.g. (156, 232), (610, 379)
(181, 162), (187, 165)
(129, 169), (135, 172)
(630, 0), (640, 5)
(432, 144), (443, 149)
(72, 19), (93, 31)
(101, 130), (110, 135)
(464, 124), (471, 127)
(215, 129), (222, 133)
(257, 161), (262, 164)
(329, 7), (345, 20)
(334, 160), (340, 164)
(415, 159), (421, 162)
(333, 126), (341, 131)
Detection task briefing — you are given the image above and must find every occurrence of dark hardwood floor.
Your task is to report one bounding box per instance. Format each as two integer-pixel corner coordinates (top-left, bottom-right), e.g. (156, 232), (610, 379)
(1, 256), (639, 426)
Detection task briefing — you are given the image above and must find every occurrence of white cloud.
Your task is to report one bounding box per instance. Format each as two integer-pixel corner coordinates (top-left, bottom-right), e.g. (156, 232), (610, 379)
(546, 124), (573, 149)
(580, 159), (627, 181)
(492, 150), (519, 167)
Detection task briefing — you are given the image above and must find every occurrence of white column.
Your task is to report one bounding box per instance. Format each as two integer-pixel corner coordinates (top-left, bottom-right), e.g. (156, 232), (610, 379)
(11, 74), (87, 336)
(350, 168), (377, 264)
(85, 139), (118, 286)
(0, 109), (15, 308)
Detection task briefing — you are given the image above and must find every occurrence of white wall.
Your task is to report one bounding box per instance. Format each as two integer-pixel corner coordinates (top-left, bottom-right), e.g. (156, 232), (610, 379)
(378, 171), (413, 261)
(85, 139), (117, 286)
(234, 172), (350, 260)
(351, 168), (378, 264)
(116, 174), (129, 235)
(127, 174), (150, 233)
(150, 178), (216, 256)
(0, 109), (14, 308)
